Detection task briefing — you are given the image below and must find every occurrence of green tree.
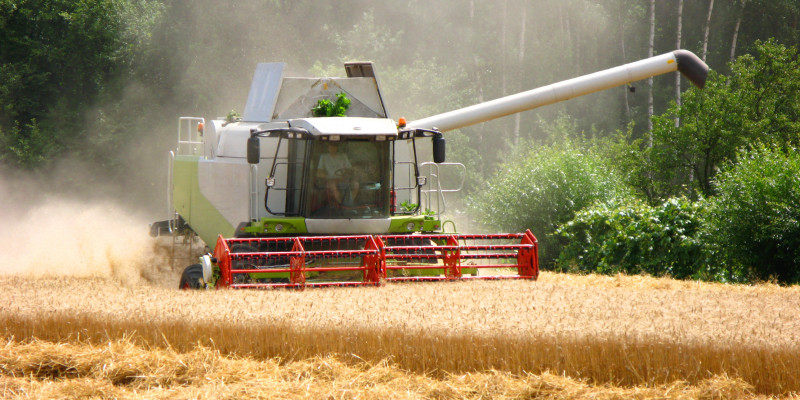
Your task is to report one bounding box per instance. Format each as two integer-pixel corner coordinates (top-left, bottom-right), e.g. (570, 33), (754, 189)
(647, 40), (800, 198)
(0, 0), (163, 168)
(706, 145), (800, 284)
(0, 119), (53, 167)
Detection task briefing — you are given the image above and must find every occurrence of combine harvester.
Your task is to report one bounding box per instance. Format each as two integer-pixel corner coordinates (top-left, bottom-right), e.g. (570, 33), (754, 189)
(151, 50), (708, 289)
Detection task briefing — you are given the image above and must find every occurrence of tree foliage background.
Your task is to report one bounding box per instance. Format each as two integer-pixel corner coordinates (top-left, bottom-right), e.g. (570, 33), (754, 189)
(2, 0), (800, 282)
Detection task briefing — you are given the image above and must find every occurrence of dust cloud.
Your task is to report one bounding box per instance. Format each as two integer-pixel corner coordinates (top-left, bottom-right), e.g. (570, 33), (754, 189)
(0, 170), (176, 287)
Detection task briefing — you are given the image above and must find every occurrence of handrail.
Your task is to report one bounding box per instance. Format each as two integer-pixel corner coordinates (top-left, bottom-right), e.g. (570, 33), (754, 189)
(420, 162), (466, 217)
(167, 150), (176, 233)
(249, 164), (259, 221)
(177, 117), (206, 157)
(392, 160), (418, 214)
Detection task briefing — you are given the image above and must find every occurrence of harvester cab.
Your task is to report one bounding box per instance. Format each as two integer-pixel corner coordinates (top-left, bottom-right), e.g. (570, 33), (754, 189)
(154, 51), (709, 290)
(243, 116), (443, 227)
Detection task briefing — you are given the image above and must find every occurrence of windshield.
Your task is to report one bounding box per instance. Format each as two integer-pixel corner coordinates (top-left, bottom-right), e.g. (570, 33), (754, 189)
(306, 140), (391, 218)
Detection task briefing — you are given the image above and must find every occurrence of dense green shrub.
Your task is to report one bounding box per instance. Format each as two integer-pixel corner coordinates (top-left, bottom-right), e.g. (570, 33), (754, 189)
(706, 145), (800, 284)
(467, 142), (630, 267)
(555, 198), (717, 280)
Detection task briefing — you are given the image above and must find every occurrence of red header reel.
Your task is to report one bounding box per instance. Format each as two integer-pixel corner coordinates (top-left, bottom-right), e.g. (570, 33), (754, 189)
(212, 230), (538, 289)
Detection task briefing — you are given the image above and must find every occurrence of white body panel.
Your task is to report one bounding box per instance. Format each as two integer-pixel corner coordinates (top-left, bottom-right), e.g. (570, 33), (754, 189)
(216, 122), (287, 158)
(197, 158), (250, 226)
(196, 121), (291, 227)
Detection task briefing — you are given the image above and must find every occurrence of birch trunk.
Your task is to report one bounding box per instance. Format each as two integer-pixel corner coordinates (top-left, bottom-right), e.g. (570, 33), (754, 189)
(513, 2), (526, 146)
(501, 0), (508, 144)
(501, 0), (508, 97)
(470, 0), (483, 103)
(469, 0), (484, 175)
(618, 2), (631, 119)
(702, 0), (714, 61)
(647, 0), (655, 145)
(675, 0), (683, 128)
(730, 0), (747, 62)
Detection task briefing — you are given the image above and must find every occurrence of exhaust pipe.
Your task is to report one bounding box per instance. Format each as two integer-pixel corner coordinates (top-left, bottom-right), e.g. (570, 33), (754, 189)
(407, 50), (709, 132)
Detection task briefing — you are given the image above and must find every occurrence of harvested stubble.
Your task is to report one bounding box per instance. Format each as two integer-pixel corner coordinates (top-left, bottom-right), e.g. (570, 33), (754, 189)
(1, 273), (799, 397)
(0, 339), (769, 399)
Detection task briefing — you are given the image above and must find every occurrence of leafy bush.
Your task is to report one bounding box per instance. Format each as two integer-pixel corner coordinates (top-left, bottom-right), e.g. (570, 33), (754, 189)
(312, 92), (351, 117)
(467, 142), (630, 267)
(555, 198), (716, 280)
(706, 145), (800, 284)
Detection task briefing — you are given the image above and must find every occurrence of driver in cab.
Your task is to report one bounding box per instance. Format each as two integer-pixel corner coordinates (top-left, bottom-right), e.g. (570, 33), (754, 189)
(317, 142), (359, 206)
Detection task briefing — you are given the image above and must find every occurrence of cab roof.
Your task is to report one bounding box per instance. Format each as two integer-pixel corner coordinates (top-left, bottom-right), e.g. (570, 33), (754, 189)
(288, 117), (398, 139)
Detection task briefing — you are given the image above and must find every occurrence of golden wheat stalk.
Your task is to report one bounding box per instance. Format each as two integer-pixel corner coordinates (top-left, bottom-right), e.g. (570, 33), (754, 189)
(1, 274), (798, 396)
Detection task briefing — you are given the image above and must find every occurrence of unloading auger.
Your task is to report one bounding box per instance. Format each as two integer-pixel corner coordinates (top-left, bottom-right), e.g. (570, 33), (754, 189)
(150, 50), (708, 289)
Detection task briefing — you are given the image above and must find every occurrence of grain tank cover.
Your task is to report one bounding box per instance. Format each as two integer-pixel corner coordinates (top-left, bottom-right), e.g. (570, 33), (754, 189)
(243, 63), (286, 123)
(241, 62), (389, 123)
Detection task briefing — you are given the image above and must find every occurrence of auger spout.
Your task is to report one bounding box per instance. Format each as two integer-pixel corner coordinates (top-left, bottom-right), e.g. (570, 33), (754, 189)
(406, 49), (708, 132)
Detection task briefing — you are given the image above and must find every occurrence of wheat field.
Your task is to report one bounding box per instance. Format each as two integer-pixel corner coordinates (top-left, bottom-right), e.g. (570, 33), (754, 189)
(1, 268), (799, 399)
(3, 171), (798, 399)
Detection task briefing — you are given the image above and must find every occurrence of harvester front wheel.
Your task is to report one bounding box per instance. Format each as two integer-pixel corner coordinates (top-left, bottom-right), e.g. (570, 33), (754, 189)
(179, 264), (206, 289)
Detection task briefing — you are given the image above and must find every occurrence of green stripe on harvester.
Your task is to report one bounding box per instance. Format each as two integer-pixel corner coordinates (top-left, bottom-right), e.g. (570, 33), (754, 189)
(173, 156), (236, 247)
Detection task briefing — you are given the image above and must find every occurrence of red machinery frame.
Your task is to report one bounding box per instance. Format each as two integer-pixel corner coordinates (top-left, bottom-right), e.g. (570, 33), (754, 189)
(213, 230), (538, 289)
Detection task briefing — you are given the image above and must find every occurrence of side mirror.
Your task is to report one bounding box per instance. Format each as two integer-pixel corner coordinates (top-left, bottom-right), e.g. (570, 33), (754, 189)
(432, 133), (445, 163)
(247, 135), (260, 164)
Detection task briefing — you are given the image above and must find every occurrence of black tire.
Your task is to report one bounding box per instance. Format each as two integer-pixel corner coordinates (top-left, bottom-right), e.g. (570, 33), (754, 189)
(179, 264), (206, 289)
